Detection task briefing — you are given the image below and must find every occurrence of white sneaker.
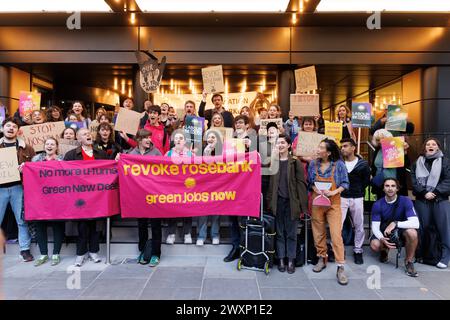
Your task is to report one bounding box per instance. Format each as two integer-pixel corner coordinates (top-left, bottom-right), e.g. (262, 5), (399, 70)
(88, 252), (101, 263)
(437, 262), (448, 269)
(196, 239), (204, 246)
(184, 233), (193, 244)
(74, 255), (85, 267)
(166, 234), (175, 245)
(212, 237), (220, 245)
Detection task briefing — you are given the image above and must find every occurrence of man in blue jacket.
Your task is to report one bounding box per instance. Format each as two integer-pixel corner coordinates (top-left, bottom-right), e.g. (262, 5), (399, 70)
(340, 138), (370, 264)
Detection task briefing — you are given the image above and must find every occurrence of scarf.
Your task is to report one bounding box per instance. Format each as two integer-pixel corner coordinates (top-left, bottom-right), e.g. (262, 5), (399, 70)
(416, 150), (443, 192)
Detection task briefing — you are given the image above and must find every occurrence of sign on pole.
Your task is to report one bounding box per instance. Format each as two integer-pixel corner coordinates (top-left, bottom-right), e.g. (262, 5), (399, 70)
(351, 102), (372, 128)
(386, 105), (408, 132)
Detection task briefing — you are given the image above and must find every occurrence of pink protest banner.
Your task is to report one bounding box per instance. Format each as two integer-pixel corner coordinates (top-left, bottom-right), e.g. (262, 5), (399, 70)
(118, 152), (261, 218)
(23, 160), (120, 220)
(381, 136), (405, 168)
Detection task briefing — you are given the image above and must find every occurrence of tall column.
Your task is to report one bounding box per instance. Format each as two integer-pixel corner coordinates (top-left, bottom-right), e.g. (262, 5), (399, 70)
(133, 65), (146, 112)
(277, 68), (295, 121)
(422, 66), (450, 134)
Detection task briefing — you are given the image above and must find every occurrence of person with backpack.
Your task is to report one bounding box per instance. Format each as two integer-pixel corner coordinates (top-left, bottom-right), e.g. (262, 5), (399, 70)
(411, 137), (450, 269)
(370, 178), (420, 277)
(267, 134), (308, 274)
(340, 138), (371, 264)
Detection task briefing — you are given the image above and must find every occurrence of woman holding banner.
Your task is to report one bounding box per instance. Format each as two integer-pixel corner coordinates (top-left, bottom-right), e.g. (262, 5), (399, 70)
(64, 128), (108, 267)
(121, 129), (163, 266)
(31, 137), (65, 267)
(335, 105), (356, 141)
(308, 138), (349, 285)
(165, 131), (194, 245)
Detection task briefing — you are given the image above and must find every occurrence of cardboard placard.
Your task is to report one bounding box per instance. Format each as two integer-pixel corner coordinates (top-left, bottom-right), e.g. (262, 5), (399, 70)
(295, 131), (331, 157)
(114, 108), (142, 135)
(325, 121), (343, 145)
(386, 105), (408, 132)
(290, 94), (320, 117)
(20, 121), (66, 152)
(381, 136), (405, 168)
(201, 65), (225, 94)
(295, 66), (317, 93)
(0, 147), (21, 185)
(19, 91), (41, 117)
(259, 118), (283, 136)
(58, 138), (81, 156)
(351, 102), (372, 128)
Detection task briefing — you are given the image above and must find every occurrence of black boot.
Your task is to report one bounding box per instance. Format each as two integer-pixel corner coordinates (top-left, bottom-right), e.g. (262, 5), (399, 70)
(223, 246), (240, 262)
(278, 258), (286, 272)
(287, 259), (295, 274)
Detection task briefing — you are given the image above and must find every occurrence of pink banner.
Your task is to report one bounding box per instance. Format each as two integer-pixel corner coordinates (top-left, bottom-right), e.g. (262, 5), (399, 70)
(23, 160), (120, 220)
(118, 152), (261, 218)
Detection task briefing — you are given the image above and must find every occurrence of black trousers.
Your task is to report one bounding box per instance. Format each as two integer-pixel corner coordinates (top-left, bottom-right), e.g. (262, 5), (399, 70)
(35, 221), (65, 255)
(275, 196), (298, 259)
(77, 220), (100, 256)
(138, 218), (162, 257)
(415, 199), (450, 265)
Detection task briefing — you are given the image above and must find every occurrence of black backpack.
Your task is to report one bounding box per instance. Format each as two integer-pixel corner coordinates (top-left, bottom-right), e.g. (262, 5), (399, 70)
(296, 225), (318, 266)
(342, 212), (355, 246)
(420, 224), (442, 266)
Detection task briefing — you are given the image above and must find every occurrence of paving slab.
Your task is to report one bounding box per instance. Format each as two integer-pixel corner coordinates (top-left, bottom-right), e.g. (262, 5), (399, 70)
(201, 278), (260, 300)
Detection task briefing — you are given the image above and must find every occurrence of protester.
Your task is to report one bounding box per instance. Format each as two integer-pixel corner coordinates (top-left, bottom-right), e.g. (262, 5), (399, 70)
(268, 104), (281, 119)
(210, 112), (225, 128)
(61, 127), (77, 141)
(139, 99), (154, 129)
(94, 123), (122, 160)
(46, 106), (64, 122)
(308, 138), (349, 285)
(64, 128), (108, 266)
(370, 129), (397, 199)
(260, 122), (280, 214)
(233, 115), (252, 151)
(66, 111), (81, 123)
(0, 117), (35, 262)
(165, 132), (193, 244)
(240, 106), (257, 132)
(31, 110), (46, 124)
(196, 130), (222, 246)
(31, 137), (65, 267)
(199, 91), (234, 128)
(66, 101), (91, 128)
(370, 178), (419, 277)
(411, 137), (450, 269)
(267, 134), (308, 274)
(335, 105), (356, 141)
(284, 111), (300, 142)
(122, 98), (134, 110)
(292, 116), (319, 163)
(122, 129), (163, 266)
(143, 105), (170, 155)
(159, 103), (171, 127)
(340, 138), (371, 264)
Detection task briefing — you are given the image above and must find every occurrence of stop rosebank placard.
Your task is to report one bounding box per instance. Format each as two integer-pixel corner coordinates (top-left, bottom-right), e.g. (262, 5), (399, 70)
(118, 152), (261, 218)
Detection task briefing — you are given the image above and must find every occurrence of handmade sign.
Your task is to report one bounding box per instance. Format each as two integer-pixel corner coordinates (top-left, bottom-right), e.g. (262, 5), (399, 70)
(118, 152), (261, 218)
(0, 147), (21, 185)
(290, 94), (320, 117)
(19, 91), (41, 117)
(114, 108), (142, 135)
(136, 51), (166, 93)
(23, 160), (120, 220)
(386, 105), (408, 132)
(351, 102), (372, 128)
(20, 121), (66, 152)
(295, 66), (317, 93)
(324, 121), (343, 145)
(201, 65), (224, 94)
(295, 131), (330, 157)
(259, 118), (283, 136)
(58, 138), (81, 156)
(381, 136), (405, 168)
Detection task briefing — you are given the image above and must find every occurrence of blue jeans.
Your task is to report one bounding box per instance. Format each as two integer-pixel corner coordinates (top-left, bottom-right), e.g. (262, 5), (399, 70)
(0, 185), (31, 251)
(197, 216), (220, 240)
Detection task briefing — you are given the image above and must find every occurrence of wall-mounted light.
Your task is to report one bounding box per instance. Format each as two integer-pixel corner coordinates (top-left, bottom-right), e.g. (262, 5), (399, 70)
(114, 78), (118, 90)
(121, 79), (126, 94)
(291, 13), (297, 24)
(130, 13), (136, 24)
(170, 79), (174, 90)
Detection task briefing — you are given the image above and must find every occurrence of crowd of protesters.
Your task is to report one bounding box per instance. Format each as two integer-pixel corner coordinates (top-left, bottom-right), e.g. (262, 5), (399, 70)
(1, 91), (449, 287)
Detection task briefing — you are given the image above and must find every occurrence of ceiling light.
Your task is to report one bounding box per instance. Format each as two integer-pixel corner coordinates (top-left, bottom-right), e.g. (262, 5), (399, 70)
(0, 0), (112, 12)
(316, 0), (450, 12)
(136, 0), (290, 12)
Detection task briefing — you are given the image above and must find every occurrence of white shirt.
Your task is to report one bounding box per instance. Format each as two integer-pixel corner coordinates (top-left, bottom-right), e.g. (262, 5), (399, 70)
(345, 158), (358, 173)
